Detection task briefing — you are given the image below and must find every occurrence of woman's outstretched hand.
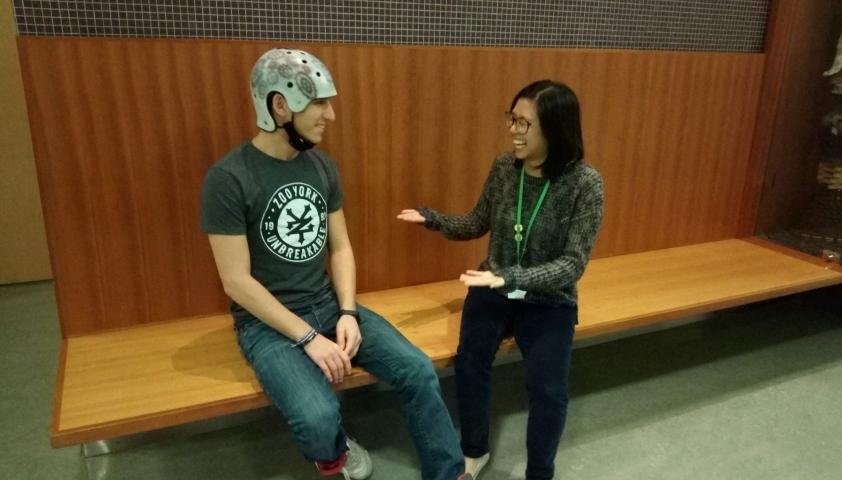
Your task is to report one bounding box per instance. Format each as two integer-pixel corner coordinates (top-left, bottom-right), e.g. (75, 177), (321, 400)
(396, 209), (426, 223)
(459, 270), (505, 288)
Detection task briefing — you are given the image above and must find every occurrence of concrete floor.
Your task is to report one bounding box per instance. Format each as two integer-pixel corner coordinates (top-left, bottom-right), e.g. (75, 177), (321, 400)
(1, 281), (841, 480)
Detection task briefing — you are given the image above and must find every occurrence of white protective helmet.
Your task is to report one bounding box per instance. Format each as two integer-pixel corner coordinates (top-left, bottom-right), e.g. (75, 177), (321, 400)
(250, 49), (337, 132)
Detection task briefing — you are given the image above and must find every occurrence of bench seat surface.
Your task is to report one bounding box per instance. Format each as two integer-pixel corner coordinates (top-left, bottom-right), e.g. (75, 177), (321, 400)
(52, 238), (842, 446)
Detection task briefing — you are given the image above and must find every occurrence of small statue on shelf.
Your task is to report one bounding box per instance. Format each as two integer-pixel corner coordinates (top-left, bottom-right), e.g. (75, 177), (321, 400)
(820, 32), (842, 189)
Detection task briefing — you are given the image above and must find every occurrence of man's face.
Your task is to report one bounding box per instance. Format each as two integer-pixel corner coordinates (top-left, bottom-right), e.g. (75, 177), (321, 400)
(293, 98), (336, 144)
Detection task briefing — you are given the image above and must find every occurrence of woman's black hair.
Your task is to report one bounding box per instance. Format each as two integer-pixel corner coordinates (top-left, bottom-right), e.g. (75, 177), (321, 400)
(510, 80), (584, 180)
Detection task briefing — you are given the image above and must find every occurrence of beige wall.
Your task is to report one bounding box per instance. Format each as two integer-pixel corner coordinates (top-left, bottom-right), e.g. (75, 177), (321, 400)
(0, 2), (51, 283)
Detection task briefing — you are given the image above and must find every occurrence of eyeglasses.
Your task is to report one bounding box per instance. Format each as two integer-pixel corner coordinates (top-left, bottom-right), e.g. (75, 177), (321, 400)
(504, 111), (532, 134)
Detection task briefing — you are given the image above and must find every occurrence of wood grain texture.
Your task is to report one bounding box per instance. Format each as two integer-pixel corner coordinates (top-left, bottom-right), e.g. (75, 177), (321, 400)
(750, 0), (838, 233)
(51, 238), (842, 446)
(576, 238), (842, 333)
(17, 37), (765, 335)
(737, 0), (796, 236)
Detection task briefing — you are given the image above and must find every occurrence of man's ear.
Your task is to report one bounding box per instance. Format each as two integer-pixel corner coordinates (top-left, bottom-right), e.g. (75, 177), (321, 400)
(271, 93), (291, 124)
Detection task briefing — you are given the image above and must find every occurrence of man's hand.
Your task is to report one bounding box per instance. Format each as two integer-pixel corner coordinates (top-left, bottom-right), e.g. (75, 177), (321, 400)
(303, 335), (352, 384)
(459, 270), (505, 288)
(336, 314), (362, 359)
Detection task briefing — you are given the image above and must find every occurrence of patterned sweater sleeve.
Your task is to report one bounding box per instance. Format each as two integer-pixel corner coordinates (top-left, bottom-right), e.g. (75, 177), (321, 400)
(497, 170), (604, 294)
(417, 159), (498, 241)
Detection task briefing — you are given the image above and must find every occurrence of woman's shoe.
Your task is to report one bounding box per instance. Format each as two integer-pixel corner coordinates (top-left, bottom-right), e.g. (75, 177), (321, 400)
(464, 452), (490, 479)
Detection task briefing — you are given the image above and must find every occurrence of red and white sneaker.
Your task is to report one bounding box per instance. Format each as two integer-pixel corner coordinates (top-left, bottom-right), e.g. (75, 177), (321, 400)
(316, 439), (373, 479)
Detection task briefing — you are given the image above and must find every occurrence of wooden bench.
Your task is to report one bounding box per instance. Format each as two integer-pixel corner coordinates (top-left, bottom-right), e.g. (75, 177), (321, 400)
(51, 238), (842, 448)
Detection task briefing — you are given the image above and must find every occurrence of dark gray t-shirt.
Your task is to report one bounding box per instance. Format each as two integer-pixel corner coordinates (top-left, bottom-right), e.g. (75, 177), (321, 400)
(200, 142), (343, 320)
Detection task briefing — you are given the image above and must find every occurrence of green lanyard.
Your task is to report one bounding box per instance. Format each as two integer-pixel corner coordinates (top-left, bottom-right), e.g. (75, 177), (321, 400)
(514, 167), (551, 266)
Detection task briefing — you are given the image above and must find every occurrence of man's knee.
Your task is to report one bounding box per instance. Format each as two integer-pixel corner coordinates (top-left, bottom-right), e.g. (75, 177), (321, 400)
(289, 402), (342, 446)
(395, 348), (439, 391)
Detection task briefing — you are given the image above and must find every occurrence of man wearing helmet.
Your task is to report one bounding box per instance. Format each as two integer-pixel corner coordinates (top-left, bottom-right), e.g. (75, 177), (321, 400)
(200, 49), (467, 480)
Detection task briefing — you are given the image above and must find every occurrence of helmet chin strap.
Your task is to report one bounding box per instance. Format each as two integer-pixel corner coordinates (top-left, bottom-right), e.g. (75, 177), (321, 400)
(281, 118), (315, 151)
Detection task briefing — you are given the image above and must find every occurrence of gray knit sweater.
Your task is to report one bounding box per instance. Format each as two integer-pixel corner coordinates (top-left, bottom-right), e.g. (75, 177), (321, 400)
(419, 153), (604, 307)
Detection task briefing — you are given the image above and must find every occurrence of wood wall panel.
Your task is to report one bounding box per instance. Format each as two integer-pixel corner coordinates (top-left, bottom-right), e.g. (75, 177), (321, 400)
(17, 37), (764, 336)
(751, 0), (837, 233)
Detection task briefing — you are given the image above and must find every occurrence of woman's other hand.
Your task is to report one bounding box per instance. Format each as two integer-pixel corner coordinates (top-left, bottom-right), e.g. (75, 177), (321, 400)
(459, 270), (505, 288)
(396, 209), (426, 223)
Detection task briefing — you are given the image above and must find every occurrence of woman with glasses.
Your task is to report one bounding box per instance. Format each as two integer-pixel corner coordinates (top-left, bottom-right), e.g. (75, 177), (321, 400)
(397, 80), (604, 480)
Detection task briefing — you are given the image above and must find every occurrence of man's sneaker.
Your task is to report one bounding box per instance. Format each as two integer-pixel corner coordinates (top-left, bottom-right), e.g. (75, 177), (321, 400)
(315, 439), (372, 479)
(464, 452), (490, 479)
(342, 438), (373, 479)
(315, 451), (346, 477)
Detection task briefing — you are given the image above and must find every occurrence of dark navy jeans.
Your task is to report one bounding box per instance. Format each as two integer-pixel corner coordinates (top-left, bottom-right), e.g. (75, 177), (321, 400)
(455, 287), (577, 480)
(234, 292), (464, 480)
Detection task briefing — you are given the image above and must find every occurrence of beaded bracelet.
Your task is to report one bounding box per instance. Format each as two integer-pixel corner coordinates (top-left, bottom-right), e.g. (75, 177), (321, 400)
(290, 328), (318, 349)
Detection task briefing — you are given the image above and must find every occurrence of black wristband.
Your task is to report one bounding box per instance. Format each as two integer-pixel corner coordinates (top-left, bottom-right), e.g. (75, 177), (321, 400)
(339, 309), (360, 322)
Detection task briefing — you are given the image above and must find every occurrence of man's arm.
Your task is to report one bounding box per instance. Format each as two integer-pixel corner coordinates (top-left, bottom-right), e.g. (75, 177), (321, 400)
(327, 209), (362, 358)
(208, 234), (351, 382)
(328, 209), (356, 311)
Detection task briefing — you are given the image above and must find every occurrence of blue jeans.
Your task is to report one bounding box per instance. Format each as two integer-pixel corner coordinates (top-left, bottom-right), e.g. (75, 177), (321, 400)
(455, 287), (577, 480)
(235, 292), (464, 480)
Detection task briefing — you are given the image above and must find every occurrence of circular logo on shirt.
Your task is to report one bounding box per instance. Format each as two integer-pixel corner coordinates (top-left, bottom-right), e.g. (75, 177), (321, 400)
(260, 182), (328, 263)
